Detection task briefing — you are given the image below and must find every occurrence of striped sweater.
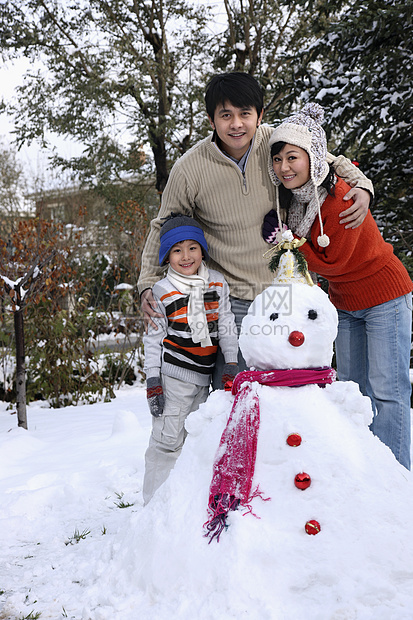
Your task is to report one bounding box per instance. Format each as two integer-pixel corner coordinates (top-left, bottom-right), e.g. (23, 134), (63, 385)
(144, 269), (238, 386)
(138, 124), (374, 301)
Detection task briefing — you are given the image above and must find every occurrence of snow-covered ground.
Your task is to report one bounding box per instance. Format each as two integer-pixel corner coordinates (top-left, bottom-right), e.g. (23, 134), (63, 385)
(1, 384), (413, 620)
(0, 387), (149, 620)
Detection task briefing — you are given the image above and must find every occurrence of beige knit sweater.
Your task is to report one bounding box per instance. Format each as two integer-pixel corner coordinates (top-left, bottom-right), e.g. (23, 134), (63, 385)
(138, 124), (374, 301)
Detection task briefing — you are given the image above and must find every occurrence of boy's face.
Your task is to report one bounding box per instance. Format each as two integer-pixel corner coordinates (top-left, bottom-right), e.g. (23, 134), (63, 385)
(208, 101), (263, 160)
(167, 239), (203, 276)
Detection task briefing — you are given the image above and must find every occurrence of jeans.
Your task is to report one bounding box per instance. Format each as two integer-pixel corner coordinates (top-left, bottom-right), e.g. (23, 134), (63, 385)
(335, 293), (412, 470)
(212, 296), (252, 390)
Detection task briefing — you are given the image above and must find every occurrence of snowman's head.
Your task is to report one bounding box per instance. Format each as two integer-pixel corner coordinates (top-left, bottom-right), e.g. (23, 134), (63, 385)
(239, 280), (338, 370)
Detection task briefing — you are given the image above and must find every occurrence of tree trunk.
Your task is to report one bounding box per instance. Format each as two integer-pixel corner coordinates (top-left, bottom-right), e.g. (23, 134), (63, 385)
(14, 309), (27, 429)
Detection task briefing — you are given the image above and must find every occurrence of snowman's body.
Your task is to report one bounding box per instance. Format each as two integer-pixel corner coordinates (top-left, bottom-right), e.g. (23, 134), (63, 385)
(216, 273), (378, 538)
(91, 249), (413, 619)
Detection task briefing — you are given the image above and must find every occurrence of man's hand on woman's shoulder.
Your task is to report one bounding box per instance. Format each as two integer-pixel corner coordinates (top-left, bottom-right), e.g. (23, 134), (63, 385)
(340, 187), (371, 229)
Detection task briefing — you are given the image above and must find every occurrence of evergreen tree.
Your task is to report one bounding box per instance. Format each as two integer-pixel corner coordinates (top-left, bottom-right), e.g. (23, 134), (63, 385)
(298, 0), (413, 261)
(212, 0), (349, 117)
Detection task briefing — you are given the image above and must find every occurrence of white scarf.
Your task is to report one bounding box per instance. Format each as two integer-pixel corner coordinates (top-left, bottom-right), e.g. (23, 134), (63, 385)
(166, 262), (212, 347)
(288, 179), (328, 239)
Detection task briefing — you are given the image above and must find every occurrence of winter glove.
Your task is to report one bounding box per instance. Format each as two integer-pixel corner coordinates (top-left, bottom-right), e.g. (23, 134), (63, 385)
(146, 376), (165, 417)
(221, 363), (239, 391)
(262, 209), (287, 244)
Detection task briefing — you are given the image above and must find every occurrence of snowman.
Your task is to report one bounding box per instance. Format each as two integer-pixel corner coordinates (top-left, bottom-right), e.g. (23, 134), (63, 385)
(86, 232), (413, 620)
(203, 230), (372, 541)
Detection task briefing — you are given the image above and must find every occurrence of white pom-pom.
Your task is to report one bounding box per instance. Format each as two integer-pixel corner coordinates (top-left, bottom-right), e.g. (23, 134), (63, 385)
(302, 102), (325, 124)
(317, 234), (330, 247)
(282, 229), (294, 242)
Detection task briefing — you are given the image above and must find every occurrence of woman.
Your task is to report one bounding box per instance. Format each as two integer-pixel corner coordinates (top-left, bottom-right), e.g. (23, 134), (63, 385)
(262, 103), (412, 469)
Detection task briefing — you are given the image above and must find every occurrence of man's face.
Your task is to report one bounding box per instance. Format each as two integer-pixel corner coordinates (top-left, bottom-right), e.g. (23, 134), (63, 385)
(209, 101), (263, 160)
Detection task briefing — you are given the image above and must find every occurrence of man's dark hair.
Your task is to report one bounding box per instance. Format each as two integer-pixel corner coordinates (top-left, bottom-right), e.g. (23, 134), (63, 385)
(205, 72), (264, 120)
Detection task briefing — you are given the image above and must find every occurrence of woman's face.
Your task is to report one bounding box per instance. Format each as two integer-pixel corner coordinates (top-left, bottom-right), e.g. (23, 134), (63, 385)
(272, 144), (311, 189)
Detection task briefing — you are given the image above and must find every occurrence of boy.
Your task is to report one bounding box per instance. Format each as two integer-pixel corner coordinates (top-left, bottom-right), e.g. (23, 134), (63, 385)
(143, 214), (238, 504)
(139, 72), (374, 383)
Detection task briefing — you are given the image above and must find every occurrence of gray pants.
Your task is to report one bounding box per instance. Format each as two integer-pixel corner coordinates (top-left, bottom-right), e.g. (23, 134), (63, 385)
(143, 375), (209, 505)
(212, 296), (252, 390)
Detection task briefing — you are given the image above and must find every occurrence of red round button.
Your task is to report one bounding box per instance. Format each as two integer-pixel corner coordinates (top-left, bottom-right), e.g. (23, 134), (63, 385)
(305, 520), (321, 535)
(294, 472), (311, 490)
(286, 433), (302, 447)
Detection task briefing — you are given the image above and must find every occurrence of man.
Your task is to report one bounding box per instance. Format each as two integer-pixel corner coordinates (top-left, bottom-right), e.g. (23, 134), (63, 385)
(139, 72), (373, 381)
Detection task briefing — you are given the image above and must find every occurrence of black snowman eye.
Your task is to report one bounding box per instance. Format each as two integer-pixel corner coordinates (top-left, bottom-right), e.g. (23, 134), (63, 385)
(270, 312), (279, 321)
(308, 309), (318, 320)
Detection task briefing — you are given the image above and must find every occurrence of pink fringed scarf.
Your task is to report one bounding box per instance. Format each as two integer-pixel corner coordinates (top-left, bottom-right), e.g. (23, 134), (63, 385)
(204, 367), (336, 542)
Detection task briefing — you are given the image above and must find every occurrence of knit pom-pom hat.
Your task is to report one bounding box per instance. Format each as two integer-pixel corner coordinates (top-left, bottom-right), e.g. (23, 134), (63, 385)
(159, 213), (209, 266)
(267, 103), (331, 248)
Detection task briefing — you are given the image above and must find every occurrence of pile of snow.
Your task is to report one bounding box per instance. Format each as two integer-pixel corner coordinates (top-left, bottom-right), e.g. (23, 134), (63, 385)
(0, 387), (412, 620)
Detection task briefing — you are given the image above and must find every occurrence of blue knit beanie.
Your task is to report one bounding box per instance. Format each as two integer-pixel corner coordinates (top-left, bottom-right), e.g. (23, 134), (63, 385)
(159, 214), (209, 266)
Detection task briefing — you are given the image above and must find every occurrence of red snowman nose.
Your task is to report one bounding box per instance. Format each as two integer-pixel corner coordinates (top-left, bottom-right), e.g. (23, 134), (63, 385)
(288, 331), (305, 347)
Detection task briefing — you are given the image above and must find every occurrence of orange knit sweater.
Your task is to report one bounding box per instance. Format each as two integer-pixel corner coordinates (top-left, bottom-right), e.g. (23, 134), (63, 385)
(299, 178), (413, 311)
